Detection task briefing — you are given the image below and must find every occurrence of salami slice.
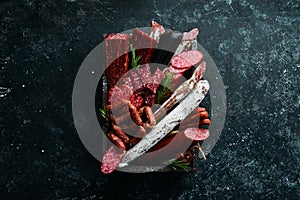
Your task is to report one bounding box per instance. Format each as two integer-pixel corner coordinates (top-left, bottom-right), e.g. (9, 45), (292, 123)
(109, 86), (130, 118)
(144, 83), (160, 94)
(130, 87), (156, 109)
(169, 65), (190, 74)
(170, 50), (204, 70)
(174, 28), (199, 55)
(170, 62), (206, 80)
(119, 84), (133, 101)
(121, 76), (134, 90)
(101, 145), (125, 174)
(182, 28), (199, 40)
(149, 21), (165, 41)
(137, 64), (152, 84)
(152, 68), (165, 84)
(108, 86), (124, 104)
(130, 71), (143, 90)
(184, 128), (210, 141)
(130, 95), (144, 109)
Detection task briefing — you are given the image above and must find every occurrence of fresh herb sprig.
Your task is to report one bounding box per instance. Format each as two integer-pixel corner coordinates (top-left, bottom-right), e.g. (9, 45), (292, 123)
(130, 44), (142, 69)
(156, 72), (174, 104)
(99, 106), (109, 123)
(166, 159), (191, 172)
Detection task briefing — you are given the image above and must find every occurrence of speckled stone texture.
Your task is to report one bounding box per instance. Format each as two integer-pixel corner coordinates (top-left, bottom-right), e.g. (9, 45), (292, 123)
(0, 0), (299, 199)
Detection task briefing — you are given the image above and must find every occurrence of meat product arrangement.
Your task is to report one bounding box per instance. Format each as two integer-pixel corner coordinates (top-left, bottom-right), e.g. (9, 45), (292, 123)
(98, 21), (211, 173)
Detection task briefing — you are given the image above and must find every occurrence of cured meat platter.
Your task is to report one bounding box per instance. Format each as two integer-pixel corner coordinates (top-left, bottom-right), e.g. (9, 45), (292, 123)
(95, 21), (213, 173)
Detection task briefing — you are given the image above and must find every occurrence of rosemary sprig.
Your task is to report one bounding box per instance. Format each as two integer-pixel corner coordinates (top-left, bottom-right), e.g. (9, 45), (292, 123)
(130, 44), (142, 69)
(99, 106), (109, 123)
(156, 72), (174, 104)
(166, 159), (191, 172)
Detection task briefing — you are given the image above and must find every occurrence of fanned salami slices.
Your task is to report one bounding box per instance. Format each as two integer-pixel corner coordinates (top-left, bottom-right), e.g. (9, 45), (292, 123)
(101, 145), (125, 174)
(184, 128), (210, 141)
(119, 65), (164, 92)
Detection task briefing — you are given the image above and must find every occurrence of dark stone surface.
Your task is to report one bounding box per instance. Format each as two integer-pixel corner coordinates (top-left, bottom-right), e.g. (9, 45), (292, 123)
(0, 0), (299, 199)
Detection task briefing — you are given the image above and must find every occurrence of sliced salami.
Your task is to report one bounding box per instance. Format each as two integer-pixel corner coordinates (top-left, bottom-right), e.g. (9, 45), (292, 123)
(174, 28), (199, 55)
(170, 50), (204, 70)
(149, 21), (165, 41)
(130, 71), (143, 90)
(130, 87), (156, 109)
(169, 65), (190, 74)
(101, 145), (125, 174)
(144, 83), (160, 94)
(130, 95), (144, 109)
(121, 76), (133, 90)
(137, 64), (152, 84)
(184, 128), (210, 141)
(170, 61), (206, 80)
(119, 84), (133, 101)
(108, 86), (124, 104)
(152, 68), (165, 84)
(182, 28), (199, 40)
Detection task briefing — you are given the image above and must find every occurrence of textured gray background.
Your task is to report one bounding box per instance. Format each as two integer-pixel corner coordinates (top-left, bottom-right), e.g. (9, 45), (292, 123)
(0, 0), (299, 199)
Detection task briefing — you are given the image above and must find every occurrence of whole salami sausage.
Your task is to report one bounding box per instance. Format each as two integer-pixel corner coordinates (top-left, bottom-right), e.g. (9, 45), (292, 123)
(105, 33), (130, 89)
(131, 28), (158, 64)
